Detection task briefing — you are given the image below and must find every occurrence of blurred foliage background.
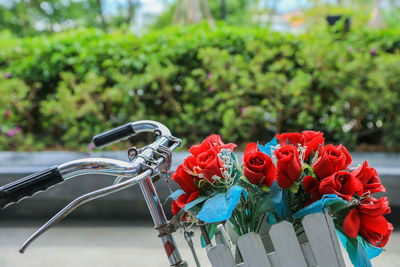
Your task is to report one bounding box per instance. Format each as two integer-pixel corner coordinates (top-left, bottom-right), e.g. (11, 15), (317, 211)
(0, 0), (400, 151)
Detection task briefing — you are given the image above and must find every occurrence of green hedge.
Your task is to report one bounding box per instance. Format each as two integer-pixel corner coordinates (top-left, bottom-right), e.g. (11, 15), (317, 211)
(1, 24), (400, 151)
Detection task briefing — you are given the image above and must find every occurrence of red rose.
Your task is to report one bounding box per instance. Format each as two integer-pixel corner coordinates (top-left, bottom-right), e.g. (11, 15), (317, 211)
(194, 148), (225, 182)
(183, 155), (196, 171)
(319, 171), (363, 201)
(361, 218), (393, 248)
(189, 134), (236, 156)
(313, 144), (351, 179)
(185, 135), (237, 183)
(302, 131), (324, 160)
(171, 135), (237, 215)
(351, 161), (385, 195)
(274, 145), (302, 189)
(337, 144), (352, 169)
(171, 165), (200, 209)
(303, 175), (323, 205)
(243, 143), (276, 186)
(343, 197), (392, 247)
(172, 165), (198, 193)
(176, 190), (200, 208)
(276, 131), (325, 160)
(276, 132), (303, 146)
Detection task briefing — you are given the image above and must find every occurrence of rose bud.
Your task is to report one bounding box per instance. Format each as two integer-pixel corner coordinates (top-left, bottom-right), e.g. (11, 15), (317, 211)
(302, 130), (324, 160)
(313, 144), (350, 179)
(274, 145), (302, 189)
(351, 161), (385, 195)
(186, 134), (237, 183)
(319, 171), (363, 201)
(343, 197), (392, 247)
(275, 132), (303, 146)
(337, 144), (352, 169)
(303, 175), (323, 205)
(189, 134), (236, 157)
(243, 143), (276, 186)
(195, 148), (226, 182)
(172, 165), (200, 208)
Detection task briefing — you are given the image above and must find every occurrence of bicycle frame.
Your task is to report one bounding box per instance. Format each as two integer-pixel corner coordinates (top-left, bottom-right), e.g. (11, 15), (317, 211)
(0, 120), (187, 267)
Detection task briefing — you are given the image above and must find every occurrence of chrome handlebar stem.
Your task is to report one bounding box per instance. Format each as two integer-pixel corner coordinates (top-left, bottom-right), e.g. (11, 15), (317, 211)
(59, 158), (140, 180)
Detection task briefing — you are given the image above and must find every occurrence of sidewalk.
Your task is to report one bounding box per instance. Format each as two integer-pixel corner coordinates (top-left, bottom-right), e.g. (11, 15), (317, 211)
(0, 223), (398, 267)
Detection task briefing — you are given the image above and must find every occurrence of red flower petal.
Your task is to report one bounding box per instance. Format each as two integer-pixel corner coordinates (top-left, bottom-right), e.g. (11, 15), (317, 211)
(343, 209), (361, 238)
(276, 132), (303, 146)
(360, 214), (389, 246)
(313, 145), (346, 178)
(176, 190), (200, 208)
(302, 131), (324, 160)
(244, 142), (258, 158)
(303, 175), (320, 194)
(351, 161), (386, 195)
(244, 165), (266, 184)
(172, 165), (197, 193)
(172, 201), (181, 215)
(243, 143), (276, 186)
(337, 144), (352, 170)
(376, 222), (393, 248)
(275, 145), (301, 188)
(276, 168), (294, 188)
(319, 171), (360, 201)
(359, 197), (391, 217)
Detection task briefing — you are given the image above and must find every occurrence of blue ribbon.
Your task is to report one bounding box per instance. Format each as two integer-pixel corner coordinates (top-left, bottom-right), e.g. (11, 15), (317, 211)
(258, 137), (278, 158)
(169, 189), (184, 201)
(196, 185), (247, 223)
(293, 194), (347, 219)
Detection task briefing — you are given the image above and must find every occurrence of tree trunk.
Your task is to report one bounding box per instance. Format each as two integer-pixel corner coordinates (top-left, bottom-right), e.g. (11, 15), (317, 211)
(96, 0), (108, 31)
(368, 0), (386, 28)
(200, 0), (215, 26)
(126, 0), (135, 26)
(221, 0), (226, 20)
(173, 0), (215, 26)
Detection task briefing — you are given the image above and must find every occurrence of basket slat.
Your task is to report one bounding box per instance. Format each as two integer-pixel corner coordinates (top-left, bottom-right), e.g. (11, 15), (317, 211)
(207, 212), (346, 267)
(269, 221), (308, 267)
(302, 212), (346, 267)
(206, 244), (236, 267)
(300, 241), (317, 267)
(237, 232), (272, 267)
(267, 252), (280, 267)
(324, 210), (346, 267)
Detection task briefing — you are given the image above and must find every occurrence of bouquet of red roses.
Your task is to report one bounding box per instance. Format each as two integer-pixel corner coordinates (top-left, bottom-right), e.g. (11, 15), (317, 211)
(169, 131), (392, 267)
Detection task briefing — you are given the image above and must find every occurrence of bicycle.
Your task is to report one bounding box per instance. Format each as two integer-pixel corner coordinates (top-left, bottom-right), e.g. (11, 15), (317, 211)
(0, 120), (197, 267)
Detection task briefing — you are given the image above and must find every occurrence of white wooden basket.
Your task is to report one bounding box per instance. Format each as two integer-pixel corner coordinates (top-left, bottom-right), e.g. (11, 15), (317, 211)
(206, 211), (345, 267)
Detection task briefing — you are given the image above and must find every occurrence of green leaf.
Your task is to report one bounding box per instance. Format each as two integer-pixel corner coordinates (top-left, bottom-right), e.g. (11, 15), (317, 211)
(289, 181), (299, 194)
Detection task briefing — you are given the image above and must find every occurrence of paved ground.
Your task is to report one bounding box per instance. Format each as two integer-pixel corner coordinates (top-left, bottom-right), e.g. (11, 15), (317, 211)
(0, 221), (398, 267)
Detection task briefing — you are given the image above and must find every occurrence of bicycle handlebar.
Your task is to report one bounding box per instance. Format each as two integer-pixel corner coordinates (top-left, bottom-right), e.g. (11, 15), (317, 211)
(92, 120), (171, 147)
(0, 166), (63, 209)
(0, 120), (174, 209)
(0, 158), (140, 209)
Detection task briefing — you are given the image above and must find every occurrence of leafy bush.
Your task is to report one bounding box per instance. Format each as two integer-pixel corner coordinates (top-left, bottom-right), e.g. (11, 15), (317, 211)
(1, 24), (400, 150)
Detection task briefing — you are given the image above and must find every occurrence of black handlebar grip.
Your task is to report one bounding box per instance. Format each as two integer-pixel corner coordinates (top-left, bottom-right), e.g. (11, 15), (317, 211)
(0, 166), (63, 209)
(92, 123), (135, 147)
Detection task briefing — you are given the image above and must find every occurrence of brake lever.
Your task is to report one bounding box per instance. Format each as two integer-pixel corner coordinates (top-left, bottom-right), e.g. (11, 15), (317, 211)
(19, 169), (153, 253)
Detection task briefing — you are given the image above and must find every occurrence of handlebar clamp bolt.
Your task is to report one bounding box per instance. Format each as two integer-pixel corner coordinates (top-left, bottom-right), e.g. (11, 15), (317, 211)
(127, 147), (138, 161)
